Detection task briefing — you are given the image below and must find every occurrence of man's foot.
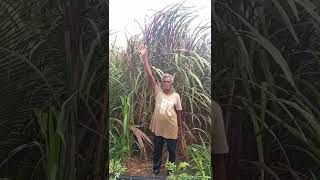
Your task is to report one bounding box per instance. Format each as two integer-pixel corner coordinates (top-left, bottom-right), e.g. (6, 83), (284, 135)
(153, 169), (160, 175)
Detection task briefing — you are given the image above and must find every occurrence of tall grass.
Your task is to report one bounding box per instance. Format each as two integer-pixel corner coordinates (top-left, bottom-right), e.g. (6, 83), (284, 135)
(187, 144), (211, 179)
(0, 0), (108, 179)
(109, 2), (212, 166)
(34, 107), (66, 180)
(140, 3), (212, 152)
(214, 0), (320, 179)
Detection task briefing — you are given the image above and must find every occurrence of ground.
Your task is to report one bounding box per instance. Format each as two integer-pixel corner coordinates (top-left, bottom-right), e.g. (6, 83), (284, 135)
(123, 156), (167, 178)
(123, 150), (189, 179)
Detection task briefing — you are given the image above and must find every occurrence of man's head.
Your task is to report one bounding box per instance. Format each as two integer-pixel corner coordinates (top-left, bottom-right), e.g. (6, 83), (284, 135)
(161, 73), (173, 91)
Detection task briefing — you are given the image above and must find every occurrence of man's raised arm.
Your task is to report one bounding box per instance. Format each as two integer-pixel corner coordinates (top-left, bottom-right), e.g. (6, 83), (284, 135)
(140, 44), (156, 91)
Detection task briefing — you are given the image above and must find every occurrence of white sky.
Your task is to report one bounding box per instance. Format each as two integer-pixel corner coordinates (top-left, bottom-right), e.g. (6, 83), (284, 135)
(109, 0), (211, 49)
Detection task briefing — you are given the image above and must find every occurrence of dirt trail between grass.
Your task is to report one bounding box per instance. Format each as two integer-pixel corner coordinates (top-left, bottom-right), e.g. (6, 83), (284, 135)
(123, 150), (189, 179)
(123, 156), (167, 179)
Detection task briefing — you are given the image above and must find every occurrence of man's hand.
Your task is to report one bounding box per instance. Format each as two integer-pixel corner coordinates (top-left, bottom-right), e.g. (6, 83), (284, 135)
(139, 44), (147, 56)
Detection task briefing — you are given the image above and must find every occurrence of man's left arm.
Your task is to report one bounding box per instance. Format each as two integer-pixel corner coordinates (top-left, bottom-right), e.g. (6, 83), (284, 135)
(176, 94), (183, 138)
(177, 110), (182, 137)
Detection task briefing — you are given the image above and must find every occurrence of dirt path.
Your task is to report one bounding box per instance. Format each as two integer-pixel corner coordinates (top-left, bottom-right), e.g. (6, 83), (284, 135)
(123, 156), (167, 178)
(122, 145), (189, 178)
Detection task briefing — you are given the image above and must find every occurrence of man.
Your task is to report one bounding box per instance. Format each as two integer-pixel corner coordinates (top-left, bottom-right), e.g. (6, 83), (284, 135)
(213, 101), (229, 180)
(139, 44), (182, 176)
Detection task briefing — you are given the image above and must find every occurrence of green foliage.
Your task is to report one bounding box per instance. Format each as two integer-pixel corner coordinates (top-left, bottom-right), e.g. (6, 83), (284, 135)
(109, 127), (129, 163)
(109, 94), (134, 162)
(214, 0), (320, 179)
(166, 161), (195, 180)
(166, 160), (211, 180)
(187, 144), (211, 179)
(0, 0), (107, 179)
(108, 159), (127, 180)
(34, 107), (66, 180)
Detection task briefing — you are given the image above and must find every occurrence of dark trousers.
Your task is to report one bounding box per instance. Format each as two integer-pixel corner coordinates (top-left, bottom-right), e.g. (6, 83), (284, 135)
(153, 134), (177, 171)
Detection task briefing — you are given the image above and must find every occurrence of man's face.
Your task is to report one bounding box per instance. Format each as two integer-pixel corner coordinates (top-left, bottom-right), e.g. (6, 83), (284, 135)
(161, 76), (172, 90)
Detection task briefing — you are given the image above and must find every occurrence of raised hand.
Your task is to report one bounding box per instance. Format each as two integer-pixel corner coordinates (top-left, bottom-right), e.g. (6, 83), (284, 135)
(139, 43), (156, 90)
(139, 44), (147, 56)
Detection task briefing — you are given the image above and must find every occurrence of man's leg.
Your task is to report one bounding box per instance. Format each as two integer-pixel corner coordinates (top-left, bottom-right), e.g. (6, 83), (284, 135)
(166, 138), (177, 175)
(166, 138), (177, 163)
(153, 134), (165, 172)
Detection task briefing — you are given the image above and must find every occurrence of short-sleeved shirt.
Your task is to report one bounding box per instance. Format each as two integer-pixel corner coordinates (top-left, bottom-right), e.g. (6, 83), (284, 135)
(149, 85), (182, 139)
(212, 101), (229, 154)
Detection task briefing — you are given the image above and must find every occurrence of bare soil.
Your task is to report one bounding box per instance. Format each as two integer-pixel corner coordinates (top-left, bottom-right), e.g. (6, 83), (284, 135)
(123, 149), (189, 179)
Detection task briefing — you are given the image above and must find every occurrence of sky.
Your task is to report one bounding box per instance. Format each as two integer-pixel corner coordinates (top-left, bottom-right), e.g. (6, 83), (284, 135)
(109, 0), (211, 49)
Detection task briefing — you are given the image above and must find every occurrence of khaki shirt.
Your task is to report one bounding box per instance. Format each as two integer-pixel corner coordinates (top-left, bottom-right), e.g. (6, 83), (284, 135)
(149, 85), (182, 139)
(212, 101), (229, 154)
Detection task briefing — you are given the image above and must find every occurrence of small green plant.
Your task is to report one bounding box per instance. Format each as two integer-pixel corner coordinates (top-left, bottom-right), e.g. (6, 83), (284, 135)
(187, 144), (211, 180)
(166, 161), (195, 180)
(34, 107), (66, 180)
(108, 159), (127, 180)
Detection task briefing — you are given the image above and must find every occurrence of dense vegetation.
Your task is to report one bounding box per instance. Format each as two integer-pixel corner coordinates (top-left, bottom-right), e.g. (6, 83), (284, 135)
(109, 3), (212, 179)
(214, 0), (320, 179)
(2, 0), (319, 179)
(0, 0), (107, 179)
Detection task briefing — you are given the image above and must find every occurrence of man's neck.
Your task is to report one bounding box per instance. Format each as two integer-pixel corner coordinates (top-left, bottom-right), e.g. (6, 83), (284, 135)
(163, 89), (173, 95)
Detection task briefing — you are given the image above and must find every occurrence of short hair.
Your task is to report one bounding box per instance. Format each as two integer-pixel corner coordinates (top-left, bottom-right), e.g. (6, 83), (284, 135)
(161, 73), (173, 83)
